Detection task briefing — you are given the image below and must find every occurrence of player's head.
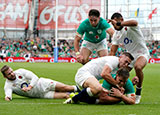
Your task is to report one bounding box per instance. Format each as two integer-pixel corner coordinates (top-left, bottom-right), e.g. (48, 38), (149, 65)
(111, 12), (123, 31)
(119, 52), (134, 68)
(88, 9), (100, 27)
(1, 65), (16, 81)
(116, 67), (129, 87)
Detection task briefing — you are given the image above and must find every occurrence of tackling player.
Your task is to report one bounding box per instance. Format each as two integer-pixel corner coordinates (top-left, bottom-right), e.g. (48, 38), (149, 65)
(64, 52), (134, 104)
(108, 12), (150, 104)
(1, 65), (79, 101)
(74, 9), (114, 65)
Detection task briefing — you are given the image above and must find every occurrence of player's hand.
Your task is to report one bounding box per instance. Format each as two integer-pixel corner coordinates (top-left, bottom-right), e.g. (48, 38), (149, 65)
(5, 97), (11, 101)
(132, 76), (139, 86)
(107, 19), (117, 25)
(22, 85), (33, 92)
(76, 55), (83, 63)
(109, 87), (123, 98)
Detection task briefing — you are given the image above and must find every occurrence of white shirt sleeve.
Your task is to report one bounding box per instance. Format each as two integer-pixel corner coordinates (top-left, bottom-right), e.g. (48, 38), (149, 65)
(17, 69), (39, 87)
(4, 81), (13, 100)
(112, 31), (119, 45)
(105, 57), (119, 70)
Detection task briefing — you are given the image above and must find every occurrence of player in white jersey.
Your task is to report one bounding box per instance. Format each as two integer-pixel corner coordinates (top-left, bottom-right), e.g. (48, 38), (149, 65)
(1, 65), (79, 101)
(108, 12), (150, 104)
(64, 52), (134, 104)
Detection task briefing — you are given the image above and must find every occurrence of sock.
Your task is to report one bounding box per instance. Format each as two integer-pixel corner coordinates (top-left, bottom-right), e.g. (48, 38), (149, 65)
(73, 85), (77, 92)
(86, 87), (93, 96)
(136, 86), (142, 95)
(72, 88), (96, 104)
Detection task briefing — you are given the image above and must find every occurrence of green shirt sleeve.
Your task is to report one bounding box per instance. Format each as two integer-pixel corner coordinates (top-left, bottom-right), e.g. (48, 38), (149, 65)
(77, 19), (88, 36)
(124, 79), (135, 94)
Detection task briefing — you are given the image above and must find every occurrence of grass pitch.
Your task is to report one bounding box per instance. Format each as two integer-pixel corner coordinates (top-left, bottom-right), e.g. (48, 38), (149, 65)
(0, 63), (160, 115)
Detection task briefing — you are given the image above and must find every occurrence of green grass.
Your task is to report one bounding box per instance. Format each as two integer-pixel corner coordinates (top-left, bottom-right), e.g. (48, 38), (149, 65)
(0, 63), (160, 115)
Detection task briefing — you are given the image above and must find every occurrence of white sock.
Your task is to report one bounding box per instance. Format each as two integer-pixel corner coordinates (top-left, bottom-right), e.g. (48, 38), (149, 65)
(73, 85), (77, 92)
(86, 87), (94, 96)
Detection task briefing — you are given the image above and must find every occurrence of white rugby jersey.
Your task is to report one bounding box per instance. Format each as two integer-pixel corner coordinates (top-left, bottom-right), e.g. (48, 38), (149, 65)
(79, 56), (119, 80)
(4, 69), (41, 99)
(112, 26), (149, 57)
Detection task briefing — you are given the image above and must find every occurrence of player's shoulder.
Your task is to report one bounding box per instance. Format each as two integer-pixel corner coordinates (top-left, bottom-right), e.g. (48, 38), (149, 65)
(14, 68), (28, 73)
(81, 18), (90, 25)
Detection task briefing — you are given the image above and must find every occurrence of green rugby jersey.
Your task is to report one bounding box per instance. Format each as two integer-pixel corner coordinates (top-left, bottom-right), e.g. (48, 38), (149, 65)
(102, 75), (135, 95)
(77, 17), (111, 43)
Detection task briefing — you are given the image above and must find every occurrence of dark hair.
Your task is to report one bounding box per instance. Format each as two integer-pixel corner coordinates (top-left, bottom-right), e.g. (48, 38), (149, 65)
(122, 52), (134, 61)
(1, 65), (10, 76)
(117, 67), (130, 78)
(111, 12), (123, 19)
(89, 9), (100, 17)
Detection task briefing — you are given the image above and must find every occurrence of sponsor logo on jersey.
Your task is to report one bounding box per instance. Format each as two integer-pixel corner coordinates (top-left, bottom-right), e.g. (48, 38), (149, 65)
(89, 31), (93, 34)
(21, 82), (28, 88)
(124, 37), (132, 44)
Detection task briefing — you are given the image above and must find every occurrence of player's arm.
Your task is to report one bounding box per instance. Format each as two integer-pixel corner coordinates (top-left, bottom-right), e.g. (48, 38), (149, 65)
(101, 65), (118, 87)
(20, 69), (39, 91)
(98, 89), (121, 104)
(74, 33), (82, 53)
(120, 20), (138, 27)
(109, 87), (135, 105)
(106, 28), (114, 38)
(109, 45), (118, 56)
(108, 19), (138, 27)
(4, 83), (13, 101)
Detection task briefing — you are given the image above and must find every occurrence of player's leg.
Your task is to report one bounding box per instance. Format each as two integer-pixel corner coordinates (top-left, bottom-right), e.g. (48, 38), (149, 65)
(55, 81), (78, 92)
(79, 40), (94, 65)
(71, 77), (102, 104)
(97, 39), (108, 57)
(83, 77), (103, 95)
(97, 49), (108, 57)
(53, 92), (69, 99)
(79, 47), (92, 65)
(44, 91), (69, 99)
(134, 56), (148, 104)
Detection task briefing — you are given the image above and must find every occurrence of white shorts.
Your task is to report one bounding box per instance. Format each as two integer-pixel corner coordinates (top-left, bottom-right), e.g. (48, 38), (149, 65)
(81, 39), (108, 52)
(37, 78), (57, 98)
(129, 53), (150, 68)
(75, 69), (95, 90)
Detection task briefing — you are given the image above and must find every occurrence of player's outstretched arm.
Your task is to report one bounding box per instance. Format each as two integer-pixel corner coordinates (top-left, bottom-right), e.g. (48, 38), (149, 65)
(109, 88), (135, 105)
(98, 89), (121, 104)
(121, 20), (138, 27)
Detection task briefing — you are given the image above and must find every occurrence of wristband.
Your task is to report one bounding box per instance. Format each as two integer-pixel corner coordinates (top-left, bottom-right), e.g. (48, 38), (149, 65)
(116, 22), (121, 26)
(76, 52), (80, 55)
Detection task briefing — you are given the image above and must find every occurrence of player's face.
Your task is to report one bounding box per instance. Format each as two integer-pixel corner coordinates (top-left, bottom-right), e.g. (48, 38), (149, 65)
(119, 55), (131, 68)
(112, 17), (123, 31)
(116, 75), (128, 87)
(89, 16), (100, 27)
(4, 68), (16, 81)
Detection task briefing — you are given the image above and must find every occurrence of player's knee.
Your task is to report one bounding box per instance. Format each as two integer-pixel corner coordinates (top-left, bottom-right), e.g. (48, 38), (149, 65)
(134, 65), (143, 71)
(91, 86), (103, 95)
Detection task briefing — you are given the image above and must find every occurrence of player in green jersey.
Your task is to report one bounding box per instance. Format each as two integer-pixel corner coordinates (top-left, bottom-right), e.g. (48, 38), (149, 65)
(74, 9), (114, 65)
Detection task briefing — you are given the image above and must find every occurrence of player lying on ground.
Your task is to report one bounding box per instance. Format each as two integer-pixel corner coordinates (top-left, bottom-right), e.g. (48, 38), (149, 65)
(63, 52), (134, 104)
(65, 68), (136, 105)
(1, 65), (79, 101)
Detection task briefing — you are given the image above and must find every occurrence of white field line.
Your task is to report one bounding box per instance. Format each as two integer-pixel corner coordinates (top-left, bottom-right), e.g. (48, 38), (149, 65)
(0, 102), (62, 105)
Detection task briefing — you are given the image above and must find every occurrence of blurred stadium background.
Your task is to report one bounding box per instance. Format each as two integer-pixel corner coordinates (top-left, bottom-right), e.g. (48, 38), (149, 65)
(0, 0), (160, 61)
